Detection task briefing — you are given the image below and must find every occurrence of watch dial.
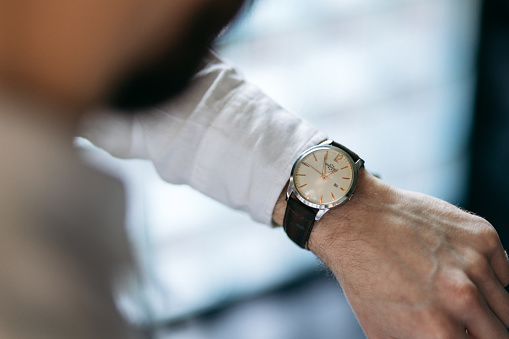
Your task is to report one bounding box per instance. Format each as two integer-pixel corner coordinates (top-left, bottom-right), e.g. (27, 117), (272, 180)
(293, 147), (355, 206)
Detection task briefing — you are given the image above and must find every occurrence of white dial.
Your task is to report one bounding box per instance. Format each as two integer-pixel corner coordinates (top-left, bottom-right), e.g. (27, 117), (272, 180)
(293, 147), (355, 206)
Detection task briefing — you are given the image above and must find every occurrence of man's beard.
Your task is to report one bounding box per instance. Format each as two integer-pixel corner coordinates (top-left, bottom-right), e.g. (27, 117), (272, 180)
(106, 40), (207, 112)
(106, 1), (247, 113)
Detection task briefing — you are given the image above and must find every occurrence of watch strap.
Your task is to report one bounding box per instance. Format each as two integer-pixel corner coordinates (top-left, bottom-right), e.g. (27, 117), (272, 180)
(328, 141), (362, 164)
(283, 194), (318, 249)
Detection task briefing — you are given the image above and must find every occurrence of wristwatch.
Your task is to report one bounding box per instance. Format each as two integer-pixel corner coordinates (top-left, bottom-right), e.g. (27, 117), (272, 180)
(283, 140), (364, 249)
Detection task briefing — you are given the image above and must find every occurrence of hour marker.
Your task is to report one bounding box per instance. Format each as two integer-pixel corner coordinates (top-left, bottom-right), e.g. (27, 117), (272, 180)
(313, 153), (318, 162)
(298, 184), (307, 189)
(325, 151), (328, 161)
(343, 177), (352, 180)
(331, 192), (335, 200)
(320, 194), (323, 204)
(295, 174), (306, 177)
(334, 154), (344, 163)
(341, 165), (351, 170)
(340, 187), (347, 193)
(307, 191), (313, 199)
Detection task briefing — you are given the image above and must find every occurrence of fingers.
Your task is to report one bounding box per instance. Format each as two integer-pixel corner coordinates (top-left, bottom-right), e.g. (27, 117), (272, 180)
(502, 251), (509, 293)
(464, 298), (509, 339)
(456, 279), (508, 338)
(475, 266), (509, 327)
(490, 248), (509, 287)
(475, 219), (509, 286)
(467, 219), (509, 330)
(463, 249), (509, 328)
(438, 270), (509, 339)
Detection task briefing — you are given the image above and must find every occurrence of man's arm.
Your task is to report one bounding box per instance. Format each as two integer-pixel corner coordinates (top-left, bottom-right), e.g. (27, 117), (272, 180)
(274, 168), (509, 338)
(81, 52), (326, 225)
(83, 53), (509, 338)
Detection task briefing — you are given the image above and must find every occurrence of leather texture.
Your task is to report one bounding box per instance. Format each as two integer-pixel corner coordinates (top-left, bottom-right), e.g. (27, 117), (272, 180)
(283, 195), (318, 249)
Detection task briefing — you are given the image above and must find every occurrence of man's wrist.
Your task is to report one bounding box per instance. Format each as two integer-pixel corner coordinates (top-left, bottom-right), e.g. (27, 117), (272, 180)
(272, 168), (391, 257)
(272, 182), (289, 227)
(307, 168), (393, 272)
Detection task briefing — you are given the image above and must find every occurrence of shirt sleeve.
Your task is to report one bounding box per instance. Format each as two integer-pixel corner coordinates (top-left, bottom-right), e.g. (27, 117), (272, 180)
(80, 53), (326, 225)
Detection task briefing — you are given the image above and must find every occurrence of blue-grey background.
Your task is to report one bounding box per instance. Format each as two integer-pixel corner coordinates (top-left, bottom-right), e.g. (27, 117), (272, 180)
(81, 0), (481, 337)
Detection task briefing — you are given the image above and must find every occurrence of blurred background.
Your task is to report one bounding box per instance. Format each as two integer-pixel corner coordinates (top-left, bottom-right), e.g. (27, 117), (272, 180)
(77, 0), (508, 337)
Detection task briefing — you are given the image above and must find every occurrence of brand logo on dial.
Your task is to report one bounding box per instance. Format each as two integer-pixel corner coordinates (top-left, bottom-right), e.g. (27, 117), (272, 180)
(326, 163), (336, 171)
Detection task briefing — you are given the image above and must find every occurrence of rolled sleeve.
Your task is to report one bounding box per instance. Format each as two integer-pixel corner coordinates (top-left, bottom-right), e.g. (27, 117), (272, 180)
(81, 53), (326, 225)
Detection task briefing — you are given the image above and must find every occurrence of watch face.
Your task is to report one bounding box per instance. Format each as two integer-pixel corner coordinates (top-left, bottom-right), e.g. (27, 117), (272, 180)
(292, 146), (356, 208)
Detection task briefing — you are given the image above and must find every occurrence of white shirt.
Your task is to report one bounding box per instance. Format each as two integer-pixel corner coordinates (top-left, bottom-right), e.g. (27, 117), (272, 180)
(81, 53), (326, 225)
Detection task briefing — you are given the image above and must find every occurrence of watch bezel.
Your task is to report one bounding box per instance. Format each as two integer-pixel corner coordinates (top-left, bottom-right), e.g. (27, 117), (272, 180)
(287, 144), (360, 211)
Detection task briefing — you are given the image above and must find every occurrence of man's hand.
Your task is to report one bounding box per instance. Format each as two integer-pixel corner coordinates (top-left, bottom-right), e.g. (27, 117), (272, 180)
(273, 169), (509, 338)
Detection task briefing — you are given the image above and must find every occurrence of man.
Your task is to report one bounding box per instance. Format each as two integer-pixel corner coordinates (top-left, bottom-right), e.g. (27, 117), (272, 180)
(0, 1), (507, 339)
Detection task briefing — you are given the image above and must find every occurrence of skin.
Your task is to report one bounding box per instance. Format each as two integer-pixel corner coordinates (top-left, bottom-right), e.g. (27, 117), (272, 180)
(273, 169), (509, 338)
(0, 0), (507, 337)
(0, 0), (244, 117)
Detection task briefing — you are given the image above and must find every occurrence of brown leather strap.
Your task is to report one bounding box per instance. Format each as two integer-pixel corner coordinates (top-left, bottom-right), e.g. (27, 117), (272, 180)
(330, 141), (362, 163)
(283, 194), (318, 249)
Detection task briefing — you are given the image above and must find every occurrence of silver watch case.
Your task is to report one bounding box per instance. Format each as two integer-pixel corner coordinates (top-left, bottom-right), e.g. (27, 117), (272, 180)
(286, 141), (364, 221)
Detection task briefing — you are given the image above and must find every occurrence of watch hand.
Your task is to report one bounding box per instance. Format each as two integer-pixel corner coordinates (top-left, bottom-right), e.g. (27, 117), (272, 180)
(321, 151), (328, 176)
(324, 169), (338, 177)
(313, 165), (329, 179)
(302, 162), (323, 176)
(320, 152), (330, 179)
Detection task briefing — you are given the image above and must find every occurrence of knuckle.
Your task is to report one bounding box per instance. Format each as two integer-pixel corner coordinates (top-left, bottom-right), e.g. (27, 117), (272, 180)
(464, 253), (491, 281)
(444, 278), (480, 311)
(452, 282), (479, 311)
(476, 220), (501, 251)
